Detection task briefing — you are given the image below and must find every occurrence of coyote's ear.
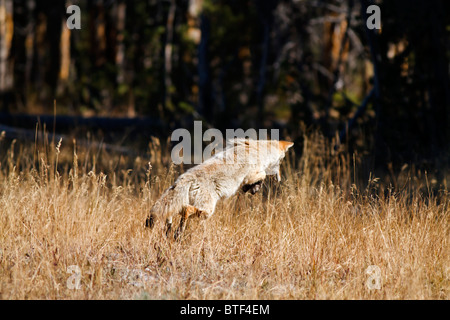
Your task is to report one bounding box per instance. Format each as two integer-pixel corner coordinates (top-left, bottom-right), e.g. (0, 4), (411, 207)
(278, 140), (294, 152)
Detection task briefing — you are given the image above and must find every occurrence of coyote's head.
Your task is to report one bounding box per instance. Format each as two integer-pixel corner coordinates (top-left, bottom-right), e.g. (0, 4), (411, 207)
(265, 140), (294, 181)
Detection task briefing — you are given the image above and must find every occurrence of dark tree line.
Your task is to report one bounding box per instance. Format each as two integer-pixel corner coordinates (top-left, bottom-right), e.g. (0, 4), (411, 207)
(0, 0), (449, 175)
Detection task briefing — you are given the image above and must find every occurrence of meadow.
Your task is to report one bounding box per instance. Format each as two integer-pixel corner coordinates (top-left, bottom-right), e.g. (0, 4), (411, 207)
(0, 132), (448, 300)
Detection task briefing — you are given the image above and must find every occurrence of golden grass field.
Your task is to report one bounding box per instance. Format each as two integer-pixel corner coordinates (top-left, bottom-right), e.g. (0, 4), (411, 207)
(0, 132), (448, 300)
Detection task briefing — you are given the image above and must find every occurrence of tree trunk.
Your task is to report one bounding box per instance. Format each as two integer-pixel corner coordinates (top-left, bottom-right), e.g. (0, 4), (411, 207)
(46, 2), (64, 99)
(58, 0), (71, 95)
(115, 1), (126, 86)
(11, 0), (31, 108)
(0, 0), (13, 93)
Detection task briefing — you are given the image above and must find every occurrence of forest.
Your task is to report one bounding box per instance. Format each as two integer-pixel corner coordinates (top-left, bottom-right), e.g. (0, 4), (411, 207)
(0, 0), (449, 185)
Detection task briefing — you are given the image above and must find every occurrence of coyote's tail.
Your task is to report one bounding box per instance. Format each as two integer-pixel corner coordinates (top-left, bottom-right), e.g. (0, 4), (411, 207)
(146, 176), (192, 229)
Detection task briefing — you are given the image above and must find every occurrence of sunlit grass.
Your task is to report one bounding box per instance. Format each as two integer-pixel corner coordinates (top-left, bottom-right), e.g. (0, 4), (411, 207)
(0, 131), (448, 299)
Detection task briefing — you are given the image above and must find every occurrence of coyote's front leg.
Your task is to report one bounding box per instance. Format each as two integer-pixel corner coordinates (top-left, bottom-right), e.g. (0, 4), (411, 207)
(174, 205), (211, 240)
(242, 171), (266, 195)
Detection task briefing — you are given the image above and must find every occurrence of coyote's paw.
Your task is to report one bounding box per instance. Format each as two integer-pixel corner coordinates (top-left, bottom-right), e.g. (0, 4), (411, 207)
(242, 180), (263, 195)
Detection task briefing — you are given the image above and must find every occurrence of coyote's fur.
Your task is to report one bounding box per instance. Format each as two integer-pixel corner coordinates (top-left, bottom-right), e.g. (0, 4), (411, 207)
(146, 139), (294, 238)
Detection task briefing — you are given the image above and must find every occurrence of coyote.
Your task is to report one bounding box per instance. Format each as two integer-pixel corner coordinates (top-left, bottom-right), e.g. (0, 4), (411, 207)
(146, 139), (294, 238)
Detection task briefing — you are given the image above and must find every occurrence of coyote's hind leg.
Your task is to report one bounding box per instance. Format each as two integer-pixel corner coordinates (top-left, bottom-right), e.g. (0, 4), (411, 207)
(174, 205), (196, 240)
(145, 214), (155, 228)
(174, 205), (210, 240)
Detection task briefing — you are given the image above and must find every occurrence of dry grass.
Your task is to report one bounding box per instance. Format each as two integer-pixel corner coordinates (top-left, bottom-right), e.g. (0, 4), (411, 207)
(0, 132), (448, 300)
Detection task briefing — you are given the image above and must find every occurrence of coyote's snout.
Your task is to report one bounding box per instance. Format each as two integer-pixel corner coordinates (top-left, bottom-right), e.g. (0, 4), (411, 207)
(146, 139), (294, 238)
